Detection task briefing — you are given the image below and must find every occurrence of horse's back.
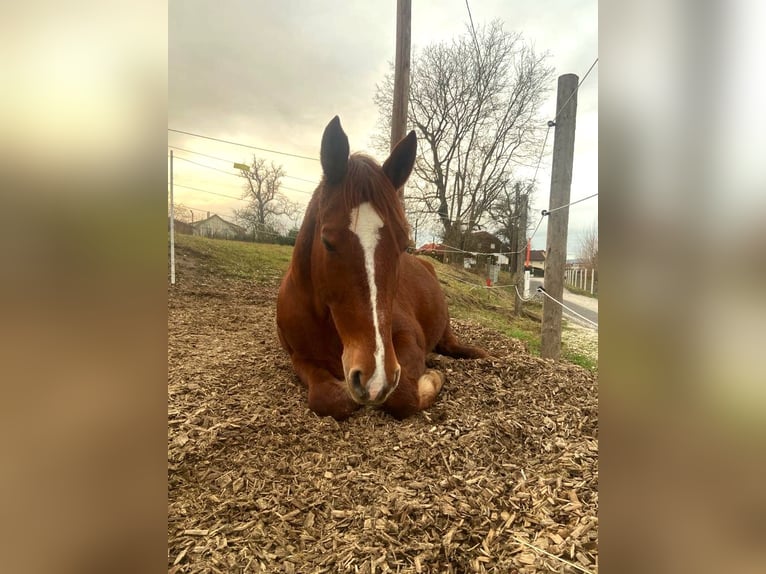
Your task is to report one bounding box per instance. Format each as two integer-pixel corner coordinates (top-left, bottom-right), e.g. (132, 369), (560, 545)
(396, 254), (450, 351)
(397, 254), (488, 360)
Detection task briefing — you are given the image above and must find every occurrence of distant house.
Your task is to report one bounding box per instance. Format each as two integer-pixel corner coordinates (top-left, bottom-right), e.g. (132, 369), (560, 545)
(464, 231), (506, 254)
(191, 214), (247, 240)
(415, 242), (449, 263)
(527, 249), (546, 276)
(463, 231), (509, 267)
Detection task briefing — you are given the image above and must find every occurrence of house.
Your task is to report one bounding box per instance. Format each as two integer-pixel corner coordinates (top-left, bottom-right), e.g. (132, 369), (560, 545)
(527, 249), (546, 276)
(463, 231), (509, 267)
(464, 231), (506, 254)
(191, 214), (247, 240)
(415, 242), (450, 263)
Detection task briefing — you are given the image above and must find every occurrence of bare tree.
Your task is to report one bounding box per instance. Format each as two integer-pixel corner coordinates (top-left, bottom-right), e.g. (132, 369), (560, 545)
(578, 221), (598, 271)
(172, 203), (195, 224)
(489, 181), (533, 268)
(403, 194), (438, 249)
(234, 156), (299, 240)
(490, 181), (531, 245)
(374, 20), (553, 247)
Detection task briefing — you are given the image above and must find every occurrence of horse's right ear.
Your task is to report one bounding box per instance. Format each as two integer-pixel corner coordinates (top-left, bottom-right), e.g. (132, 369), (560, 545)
(320, 116), (349, 185)
(382, 130), (417, 190)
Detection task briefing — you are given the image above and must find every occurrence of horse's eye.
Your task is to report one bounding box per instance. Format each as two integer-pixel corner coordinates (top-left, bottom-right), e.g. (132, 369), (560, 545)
(321, 237), (336, 252)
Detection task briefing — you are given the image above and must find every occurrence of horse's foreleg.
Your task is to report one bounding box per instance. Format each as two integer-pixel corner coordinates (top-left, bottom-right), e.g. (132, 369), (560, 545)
(290, 358), (360, 420)
(382, 332), (444, 419)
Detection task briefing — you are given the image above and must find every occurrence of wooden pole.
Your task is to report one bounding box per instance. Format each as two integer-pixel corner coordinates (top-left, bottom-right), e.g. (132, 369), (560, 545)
(541, 74), (578, 359)
(514, 193), (528, 316)
(169, 149), (176, 285)
(391, 0), (412, 201)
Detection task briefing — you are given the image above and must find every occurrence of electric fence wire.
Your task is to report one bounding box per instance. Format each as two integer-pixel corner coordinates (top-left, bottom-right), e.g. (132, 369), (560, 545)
(536, 287), (598, 330)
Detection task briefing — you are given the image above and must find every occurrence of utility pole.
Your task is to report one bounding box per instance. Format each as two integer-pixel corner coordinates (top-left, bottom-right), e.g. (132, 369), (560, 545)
(509, 181), (522, 272)
(514, 193), (528, 316)
(169, 149), (176, 285)
(391, 0), (411, 201)
(541, 74), (578, 359)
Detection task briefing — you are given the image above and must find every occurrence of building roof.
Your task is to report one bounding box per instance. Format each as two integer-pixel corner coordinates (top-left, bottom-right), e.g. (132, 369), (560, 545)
(417, 242), (448, 252)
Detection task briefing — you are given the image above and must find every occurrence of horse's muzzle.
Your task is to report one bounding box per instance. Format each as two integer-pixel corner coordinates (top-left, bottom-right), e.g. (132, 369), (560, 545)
(347, 366), (400, 405)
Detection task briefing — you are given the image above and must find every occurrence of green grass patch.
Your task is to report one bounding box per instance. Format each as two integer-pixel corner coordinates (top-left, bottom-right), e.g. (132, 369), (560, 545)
(565, 283), (599, 299)
(422, 258), (545, 356)
(172, 234), (596, 369)
(174, 233), (293, 282)
(564, 351), (598, 371)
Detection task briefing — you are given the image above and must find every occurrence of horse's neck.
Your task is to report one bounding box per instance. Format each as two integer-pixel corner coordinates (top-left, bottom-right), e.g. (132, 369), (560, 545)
(291, 195), (319, 284)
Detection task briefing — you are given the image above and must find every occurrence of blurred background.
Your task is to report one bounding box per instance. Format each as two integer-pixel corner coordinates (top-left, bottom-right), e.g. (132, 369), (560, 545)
(600, 0), (766, 572)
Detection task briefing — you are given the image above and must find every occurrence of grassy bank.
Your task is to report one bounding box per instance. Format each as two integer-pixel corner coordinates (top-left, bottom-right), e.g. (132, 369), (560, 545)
(172, 234), (596, 369)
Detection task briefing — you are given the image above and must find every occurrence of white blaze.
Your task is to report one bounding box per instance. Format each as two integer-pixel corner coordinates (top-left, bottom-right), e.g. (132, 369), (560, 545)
(348, 202), (387, 400)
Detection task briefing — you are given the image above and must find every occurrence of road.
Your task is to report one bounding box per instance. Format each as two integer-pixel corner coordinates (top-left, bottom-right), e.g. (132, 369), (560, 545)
(529, 278), (598, 330)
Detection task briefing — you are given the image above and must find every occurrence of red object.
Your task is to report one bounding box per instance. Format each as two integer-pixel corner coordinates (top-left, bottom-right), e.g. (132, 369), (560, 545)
(486, 278), (492, 287)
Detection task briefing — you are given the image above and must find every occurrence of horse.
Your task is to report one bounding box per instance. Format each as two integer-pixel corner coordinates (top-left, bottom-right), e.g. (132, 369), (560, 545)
(276, 116), (487, 420)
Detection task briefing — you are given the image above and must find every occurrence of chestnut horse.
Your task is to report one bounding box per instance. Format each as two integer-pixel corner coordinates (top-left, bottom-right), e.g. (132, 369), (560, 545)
(276, 117), (486, 420)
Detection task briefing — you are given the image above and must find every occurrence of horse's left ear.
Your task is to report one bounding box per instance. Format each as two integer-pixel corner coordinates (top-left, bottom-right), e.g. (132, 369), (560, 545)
(382, 130), (417, 190)
(321, 116), (350, 185)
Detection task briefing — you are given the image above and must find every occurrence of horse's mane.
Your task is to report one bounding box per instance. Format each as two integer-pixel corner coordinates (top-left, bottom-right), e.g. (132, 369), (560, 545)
(338, 153), (409, 240)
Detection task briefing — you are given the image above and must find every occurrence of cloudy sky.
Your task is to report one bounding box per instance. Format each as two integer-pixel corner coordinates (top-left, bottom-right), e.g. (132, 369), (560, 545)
(169, 0), (597, 256)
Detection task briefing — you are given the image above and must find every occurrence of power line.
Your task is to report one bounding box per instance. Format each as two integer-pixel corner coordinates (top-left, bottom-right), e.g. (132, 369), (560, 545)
(173, 155), (242, 178)
(543, 193), (598, 215)
(170, 204), (219, 217)
(173, 180), (314, 202)
(464, 0), (482, 59)
(171, 156), (315, 197)
(170, 146), (245, 165)
(554, 57), (598, 121)
(168, 128), (320, 162)
(170, 182), (247, 202)
(537, 287), (598, 330)
(514, 285), (539, 302)
(531, 125), (552, 186)
(280, 185), (313, 196)
(170, 145), (320, 185)
(521, 65), (597, 249)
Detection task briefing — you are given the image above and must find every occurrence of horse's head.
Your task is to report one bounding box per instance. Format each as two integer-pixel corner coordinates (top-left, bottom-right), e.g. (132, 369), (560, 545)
(314, 116), (416, 406)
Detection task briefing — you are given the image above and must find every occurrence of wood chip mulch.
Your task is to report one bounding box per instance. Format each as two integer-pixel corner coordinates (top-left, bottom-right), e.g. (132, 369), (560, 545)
(168, 270), (598, 573)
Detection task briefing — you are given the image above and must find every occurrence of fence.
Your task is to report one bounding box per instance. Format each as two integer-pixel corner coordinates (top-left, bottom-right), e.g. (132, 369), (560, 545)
(565, 267), (598, 295)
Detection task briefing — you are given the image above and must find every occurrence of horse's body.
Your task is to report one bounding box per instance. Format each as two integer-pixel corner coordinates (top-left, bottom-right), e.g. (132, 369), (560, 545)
(276, 117), (486, 420)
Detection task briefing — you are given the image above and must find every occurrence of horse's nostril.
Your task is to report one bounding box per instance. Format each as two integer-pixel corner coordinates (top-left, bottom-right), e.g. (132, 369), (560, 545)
(350, 369), (366, 399)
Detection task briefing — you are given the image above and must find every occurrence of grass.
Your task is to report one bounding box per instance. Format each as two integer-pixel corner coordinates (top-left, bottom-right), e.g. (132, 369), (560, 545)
(564, 282), (599, 299)
(172, 234), (597, 370)
(174, 233), (294, 282)
(565, 351), (598, 370)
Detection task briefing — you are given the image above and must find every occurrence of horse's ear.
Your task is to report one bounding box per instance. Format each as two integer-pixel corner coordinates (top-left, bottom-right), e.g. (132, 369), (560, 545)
(320, 116), (349, 185)
(382, 130), (417, 190)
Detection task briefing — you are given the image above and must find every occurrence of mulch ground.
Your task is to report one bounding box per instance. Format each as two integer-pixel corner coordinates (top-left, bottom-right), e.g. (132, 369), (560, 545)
(168, 256), (598, 573)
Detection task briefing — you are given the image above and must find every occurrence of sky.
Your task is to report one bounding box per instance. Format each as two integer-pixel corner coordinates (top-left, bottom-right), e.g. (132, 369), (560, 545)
(169, 0), (597, 258)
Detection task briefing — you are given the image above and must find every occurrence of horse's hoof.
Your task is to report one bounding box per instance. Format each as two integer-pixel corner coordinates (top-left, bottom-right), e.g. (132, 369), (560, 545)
(417, 370), (444, 408)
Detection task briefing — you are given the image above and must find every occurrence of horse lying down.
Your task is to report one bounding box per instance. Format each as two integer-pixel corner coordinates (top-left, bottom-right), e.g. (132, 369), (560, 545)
(277, 116), (486, 420)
